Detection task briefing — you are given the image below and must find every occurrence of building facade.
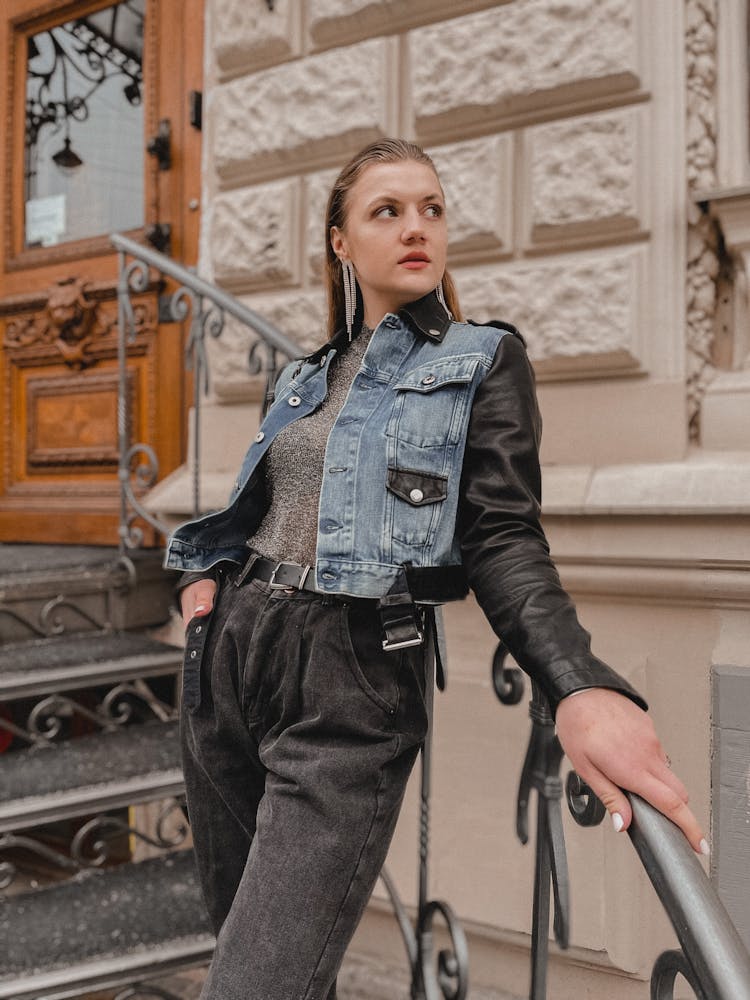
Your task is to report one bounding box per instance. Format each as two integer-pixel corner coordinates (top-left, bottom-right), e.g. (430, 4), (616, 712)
(162, 1), (748, 996)
(1, 0), (748, 997)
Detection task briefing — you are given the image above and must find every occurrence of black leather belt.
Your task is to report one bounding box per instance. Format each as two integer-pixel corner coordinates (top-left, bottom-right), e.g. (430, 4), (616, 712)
(234, 553), (318, 592)
(235, 552), (427, 655)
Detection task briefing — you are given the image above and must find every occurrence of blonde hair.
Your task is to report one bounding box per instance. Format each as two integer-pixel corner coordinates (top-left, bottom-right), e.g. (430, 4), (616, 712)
(324, 138), (462, 339)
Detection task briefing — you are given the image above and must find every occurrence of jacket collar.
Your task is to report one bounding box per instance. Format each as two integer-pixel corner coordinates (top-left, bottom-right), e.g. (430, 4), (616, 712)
(322, 289), (452, 357)
(397, 289), (452, 343)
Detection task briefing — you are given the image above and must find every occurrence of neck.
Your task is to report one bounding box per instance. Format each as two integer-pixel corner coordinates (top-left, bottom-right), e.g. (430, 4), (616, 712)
(363, 308), (396, 330)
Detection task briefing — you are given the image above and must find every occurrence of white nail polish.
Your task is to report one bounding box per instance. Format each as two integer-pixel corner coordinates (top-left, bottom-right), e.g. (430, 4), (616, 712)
(194, 604), (206, 613)
(699, 838), (710, 857)
(612, 812), (624, 833)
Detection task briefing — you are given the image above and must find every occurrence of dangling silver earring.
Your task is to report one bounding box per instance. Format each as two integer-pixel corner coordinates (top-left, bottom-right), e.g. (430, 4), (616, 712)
(341, 260), (357, 341)
(435, 280), (452, 319)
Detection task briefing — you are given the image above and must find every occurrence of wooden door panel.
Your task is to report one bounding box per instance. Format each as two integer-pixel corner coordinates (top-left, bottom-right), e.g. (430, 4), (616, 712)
(0, 0), (203, 544)
(0, 281), (156, 539)
(26, 371), (128, 471)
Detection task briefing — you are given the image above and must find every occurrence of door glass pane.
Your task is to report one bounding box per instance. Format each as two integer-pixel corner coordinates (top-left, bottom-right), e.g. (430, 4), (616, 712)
(24, 0), (145, 249)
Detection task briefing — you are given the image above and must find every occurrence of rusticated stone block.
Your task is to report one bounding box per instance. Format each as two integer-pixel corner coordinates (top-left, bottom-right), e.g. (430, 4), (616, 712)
(525, 108), (644, 243)
(430, 135), (513, 258)
(213, 39), (395, 185)
(411, 0), (640, 139)
(456, 248), (645, 377)
(245, 291), (328, 357)
(306, 169), (339, 282)
(211, 179), (300, 292)
(307, 0), (502, 51)
(213, 0), (299, 77)
(209, 289), (327, 401)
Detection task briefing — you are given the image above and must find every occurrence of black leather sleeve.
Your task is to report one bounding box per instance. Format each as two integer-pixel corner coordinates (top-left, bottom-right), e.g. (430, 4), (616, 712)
(457, 331), (647, 716)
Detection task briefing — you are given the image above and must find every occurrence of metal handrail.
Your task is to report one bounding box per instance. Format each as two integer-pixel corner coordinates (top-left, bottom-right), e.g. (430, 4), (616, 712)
(493, 648), (750, 1000)
(629, 794), (750, 999)
(111, 234), (302, 359)
(111, 234), (303, 550)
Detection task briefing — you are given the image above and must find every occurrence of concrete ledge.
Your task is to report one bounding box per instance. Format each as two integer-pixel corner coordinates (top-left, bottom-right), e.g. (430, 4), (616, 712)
(543, 451), (750, 515)
(147, 451), (750, 528)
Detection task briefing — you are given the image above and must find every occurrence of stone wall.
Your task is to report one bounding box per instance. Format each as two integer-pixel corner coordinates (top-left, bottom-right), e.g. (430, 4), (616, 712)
(179, 2), (750, 997)
(202, 0), (686, 466)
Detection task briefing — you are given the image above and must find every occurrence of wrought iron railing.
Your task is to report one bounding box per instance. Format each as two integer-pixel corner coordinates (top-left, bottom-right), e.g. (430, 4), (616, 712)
(111, 235), (750, 999)
(112, 232), (302, 550)
(493, 643), (750, 1000)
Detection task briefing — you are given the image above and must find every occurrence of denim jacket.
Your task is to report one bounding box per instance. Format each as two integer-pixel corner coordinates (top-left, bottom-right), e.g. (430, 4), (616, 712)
(166, 292), (645, 713)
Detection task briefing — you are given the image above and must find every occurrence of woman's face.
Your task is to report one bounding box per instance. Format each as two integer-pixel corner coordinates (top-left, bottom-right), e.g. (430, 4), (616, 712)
(330, 159), (448, 328)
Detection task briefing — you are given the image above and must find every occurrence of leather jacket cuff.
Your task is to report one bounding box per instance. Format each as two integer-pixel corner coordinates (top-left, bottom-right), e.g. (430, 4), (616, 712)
(543, 660), (648, 718)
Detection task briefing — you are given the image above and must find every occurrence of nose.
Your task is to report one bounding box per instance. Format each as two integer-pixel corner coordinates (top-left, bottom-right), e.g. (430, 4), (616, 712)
(401, 206), (425, 242)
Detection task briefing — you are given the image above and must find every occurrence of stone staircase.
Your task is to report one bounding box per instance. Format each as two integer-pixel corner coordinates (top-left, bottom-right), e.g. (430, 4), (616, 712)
(0, 544), (214, 1000)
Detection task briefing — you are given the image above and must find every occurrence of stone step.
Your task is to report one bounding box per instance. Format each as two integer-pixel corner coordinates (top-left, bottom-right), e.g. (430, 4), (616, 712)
(0, 850), (214, 1000)
(0, 545), (178, 642)
(0, 630), (182, 700)
(0, 718), (183, 833)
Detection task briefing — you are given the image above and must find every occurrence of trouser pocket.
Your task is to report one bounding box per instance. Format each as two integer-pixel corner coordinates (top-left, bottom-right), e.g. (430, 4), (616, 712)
(182, 613), (213, 712)
(341, 601), (402, 718)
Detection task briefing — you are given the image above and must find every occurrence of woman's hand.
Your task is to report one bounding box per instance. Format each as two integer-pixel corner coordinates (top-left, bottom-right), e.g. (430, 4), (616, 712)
(555, 688), (708, 856)
(180, 579), (217, 627)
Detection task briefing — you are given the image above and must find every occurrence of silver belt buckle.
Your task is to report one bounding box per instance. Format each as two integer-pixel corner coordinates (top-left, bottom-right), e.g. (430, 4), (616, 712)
(269, 561), (310, 590)
(382, 629), (424, 652)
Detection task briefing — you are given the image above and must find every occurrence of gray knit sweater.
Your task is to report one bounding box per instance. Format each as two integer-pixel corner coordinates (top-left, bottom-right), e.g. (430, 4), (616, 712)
(245, 324), (375, 566)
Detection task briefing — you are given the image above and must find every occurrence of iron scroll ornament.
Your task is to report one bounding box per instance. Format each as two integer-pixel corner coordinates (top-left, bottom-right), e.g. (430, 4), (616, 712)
(491, 640), (602, 998)
(0, 800), (187, 890)
(492, 640), (750, 1000)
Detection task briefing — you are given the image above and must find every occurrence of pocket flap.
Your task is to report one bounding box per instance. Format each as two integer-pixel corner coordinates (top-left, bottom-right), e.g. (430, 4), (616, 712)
(387, 466), (448, 505)
(394, 358), (479, 393)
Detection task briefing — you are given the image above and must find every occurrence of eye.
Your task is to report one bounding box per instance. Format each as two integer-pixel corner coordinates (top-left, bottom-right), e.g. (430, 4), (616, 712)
(374, 204), (397, 218)
(424, 204), (443, 218)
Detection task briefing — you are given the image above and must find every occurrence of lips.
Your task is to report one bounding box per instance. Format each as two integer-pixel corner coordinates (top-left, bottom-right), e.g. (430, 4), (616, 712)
(398, 252), (431, 269)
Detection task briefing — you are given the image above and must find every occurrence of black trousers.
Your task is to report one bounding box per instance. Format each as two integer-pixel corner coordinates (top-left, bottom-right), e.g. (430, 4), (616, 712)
(180, 573), (429, 1000)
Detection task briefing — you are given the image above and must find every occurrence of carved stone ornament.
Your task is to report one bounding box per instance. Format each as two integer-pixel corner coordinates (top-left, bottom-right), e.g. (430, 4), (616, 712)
(3, 277), (115, 370)
(685, 0), (720, 438)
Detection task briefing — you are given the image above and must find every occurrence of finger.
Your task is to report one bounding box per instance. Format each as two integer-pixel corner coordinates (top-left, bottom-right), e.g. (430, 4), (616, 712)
(651, 760), (689, 805)
(181, 580), (217, 619)
(574, 763), (633, 833)
(630, 772), (708, 855)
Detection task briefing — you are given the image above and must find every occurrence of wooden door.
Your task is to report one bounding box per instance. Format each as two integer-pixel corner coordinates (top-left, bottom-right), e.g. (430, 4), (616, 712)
(0, 0), (203, 544)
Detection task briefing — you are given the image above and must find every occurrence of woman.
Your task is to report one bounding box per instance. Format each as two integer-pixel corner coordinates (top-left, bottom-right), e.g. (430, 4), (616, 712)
(167, 138), (705, 1000)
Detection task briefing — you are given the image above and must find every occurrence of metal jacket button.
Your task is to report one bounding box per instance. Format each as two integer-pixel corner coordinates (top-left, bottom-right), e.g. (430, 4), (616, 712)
(255, 431), (265, 442)
(288, 395), (301, 407)
(421, 374), (436, 385)
(409, 488), (424, 503)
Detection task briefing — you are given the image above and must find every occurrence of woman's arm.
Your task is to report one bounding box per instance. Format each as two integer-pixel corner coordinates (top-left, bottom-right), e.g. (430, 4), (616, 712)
(458, 332), (640, 711)
(457, 331), (706, 852)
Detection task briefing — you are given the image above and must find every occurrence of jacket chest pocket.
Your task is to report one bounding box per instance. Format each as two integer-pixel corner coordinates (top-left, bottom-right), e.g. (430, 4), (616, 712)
(384, 360), (478, 551)
(386, 362), (478, 451)
(386, 465), (448, 546)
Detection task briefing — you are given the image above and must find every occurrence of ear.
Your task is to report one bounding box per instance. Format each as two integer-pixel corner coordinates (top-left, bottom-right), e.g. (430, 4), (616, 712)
(330, 225), (347, 261)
